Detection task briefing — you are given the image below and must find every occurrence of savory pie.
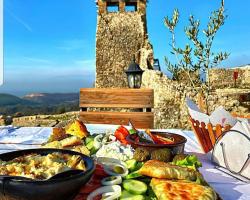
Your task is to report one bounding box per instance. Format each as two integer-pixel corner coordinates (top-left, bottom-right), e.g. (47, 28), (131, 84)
(0, 153), (86, 180)
(151, 178), (217, 200)
(139, 160), (203, 181)
(48, 127), (68, 142)
(65, 120), (89, 139)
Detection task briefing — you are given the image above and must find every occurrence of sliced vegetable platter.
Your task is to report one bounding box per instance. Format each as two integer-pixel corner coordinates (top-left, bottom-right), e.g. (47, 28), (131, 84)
(43, 121), (221, 200)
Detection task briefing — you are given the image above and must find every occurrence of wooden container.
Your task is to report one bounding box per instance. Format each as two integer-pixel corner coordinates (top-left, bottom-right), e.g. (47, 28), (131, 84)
(189, 117), (231, 153)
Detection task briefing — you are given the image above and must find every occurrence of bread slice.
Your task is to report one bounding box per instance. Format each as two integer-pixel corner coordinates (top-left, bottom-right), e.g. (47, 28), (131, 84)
(151, 178), (217, 200)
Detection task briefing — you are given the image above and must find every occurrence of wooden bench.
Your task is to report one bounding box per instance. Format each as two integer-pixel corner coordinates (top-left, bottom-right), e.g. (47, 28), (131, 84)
(79, 88), (154, 129)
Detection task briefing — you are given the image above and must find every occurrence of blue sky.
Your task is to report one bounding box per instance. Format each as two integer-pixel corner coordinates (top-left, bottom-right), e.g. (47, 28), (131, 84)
(1, 0), (250, 96)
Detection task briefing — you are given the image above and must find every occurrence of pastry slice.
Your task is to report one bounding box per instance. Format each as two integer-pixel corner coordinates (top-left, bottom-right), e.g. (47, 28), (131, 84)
(139, 160), (202, 181)
(68, 145), (90, 156)
(43, 141), (62, 148)
(150, 178), (217, 200)
(60, 136), (83, 147)
(47, 127), (68, 142)
(65, 120), (89, 139)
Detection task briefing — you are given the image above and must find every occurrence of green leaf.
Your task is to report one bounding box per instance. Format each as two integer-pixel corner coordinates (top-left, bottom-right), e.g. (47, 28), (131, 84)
(172, 155), (202, 170)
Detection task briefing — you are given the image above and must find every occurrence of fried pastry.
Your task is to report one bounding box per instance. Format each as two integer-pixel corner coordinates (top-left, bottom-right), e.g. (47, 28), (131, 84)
(139, 160), (202, 181)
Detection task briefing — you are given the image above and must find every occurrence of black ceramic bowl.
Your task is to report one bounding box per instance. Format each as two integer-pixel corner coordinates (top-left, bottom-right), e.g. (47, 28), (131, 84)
(0, 148), (95, 200)
(126, 131), (187, 155)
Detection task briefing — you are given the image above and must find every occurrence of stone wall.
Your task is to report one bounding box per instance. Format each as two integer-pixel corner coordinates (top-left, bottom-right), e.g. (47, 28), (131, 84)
(95, 0), (153, 88)
(12, 112), (79, 127)
(142, 70), (249, 129)
(209, 67), (250, 89)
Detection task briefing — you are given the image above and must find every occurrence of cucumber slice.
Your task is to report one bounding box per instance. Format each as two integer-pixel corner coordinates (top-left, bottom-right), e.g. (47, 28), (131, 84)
(85, 136), (94, 144)
(123, 180), (147, 195)
(86, 140), (94, 150)
(125, 170), (143, 179)
(125, 159), (137, 171)
(120, 190), (145, 200)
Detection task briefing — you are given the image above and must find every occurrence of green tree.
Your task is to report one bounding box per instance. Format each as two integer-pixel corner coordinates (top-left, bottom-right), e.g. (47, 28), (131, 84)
(164, 0), (229, 113)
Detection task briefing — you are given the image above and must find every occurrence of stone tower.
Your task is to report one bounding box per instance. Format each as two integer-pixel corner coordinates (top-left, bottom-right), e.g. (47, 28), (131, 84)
(95, 0), (154, 88)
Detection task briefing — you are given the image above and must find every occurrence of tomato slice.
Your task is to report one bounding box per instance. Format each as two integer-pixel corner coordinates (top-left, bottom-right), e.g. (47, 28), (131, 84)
(120, 139), (128, 145)
(114, 126), (129, 142)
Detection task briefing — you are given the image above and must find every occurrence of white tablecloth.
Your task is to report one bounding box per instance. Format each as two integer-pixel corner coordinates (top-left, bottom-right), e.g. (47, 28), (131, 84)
(0, 125), (249, 200)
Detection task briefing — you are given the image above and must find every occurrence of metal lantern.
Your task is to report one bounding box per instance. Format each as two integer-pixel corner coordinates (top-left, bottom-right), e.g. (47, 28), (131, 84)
(125, 56), (144, 88)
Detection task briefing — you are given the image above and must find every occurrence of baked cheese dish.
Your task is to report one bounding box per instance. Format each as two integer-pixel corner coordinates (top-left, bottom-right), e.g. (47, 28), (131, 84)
(0, 153), (86, 180)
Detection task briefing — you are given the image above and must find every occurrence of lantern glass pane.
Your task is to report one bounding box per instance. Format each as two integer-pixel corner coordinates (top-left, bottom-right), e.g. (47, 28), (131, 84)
(128, 74), (135, 88)
(134, 74), (142, 88)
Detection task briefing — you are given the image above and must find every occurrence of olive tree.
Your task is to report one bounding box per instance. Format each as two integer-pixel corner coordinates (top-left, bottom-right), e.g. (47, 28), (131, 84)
(164, 0), (229, 113)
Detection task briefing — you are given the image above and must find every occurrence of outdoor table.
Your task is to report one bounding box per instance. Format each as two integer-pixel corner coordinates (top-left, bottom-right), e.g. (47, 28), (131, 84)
(0, 124), (249, 200)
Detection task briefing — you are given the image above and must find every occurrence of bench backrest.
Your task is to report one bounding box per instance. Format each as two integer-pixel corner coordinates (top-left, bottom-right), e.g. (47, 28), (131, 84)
(79, 88), (154, 129)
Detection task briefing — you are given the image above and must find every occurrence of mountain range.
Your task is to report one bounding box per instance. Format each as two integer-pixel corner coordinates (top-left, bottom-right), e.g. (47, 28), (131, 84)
(23, 93), (79, 105)
(0, 93), (79, 116)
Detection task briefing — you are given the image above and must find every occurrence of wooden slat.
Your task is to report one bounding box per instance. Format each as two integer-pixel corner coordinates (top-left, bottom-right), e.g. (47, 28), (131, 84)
(190, 118), (207, 153)
(207, 123), (216, 147)
(80, 88), (154, 108)
(79, 111), (154, 129)
(201, 122), (213, 152)
(215, 124), (223, 139)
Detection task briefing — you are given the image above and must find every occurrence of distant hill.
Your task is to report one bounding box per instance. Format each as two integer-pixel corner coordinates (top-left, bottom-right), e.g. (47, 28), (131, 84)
(0, 93), (37, 106)
(23, 93), (79, 105)
(0, 93), (79, 116)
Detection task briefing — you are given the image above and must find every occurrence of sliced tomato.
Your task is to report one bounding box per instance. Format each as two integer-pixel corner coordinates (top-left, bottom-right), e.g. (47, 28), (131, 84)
(120, 139), (128, 145)
(114, 126), (129, 141)
(93, 164), (108, 177)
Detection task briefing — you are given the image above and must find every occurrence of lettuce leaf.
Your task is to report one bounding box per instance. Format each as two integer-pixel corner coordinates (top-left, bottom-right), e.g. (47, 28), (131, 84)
(173, 155), (202, 170)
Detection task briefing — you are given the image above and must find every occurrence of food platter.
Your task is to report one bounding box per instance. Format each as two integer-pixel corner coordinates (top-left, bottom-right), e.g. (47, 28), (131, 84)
(0, 120), (222, 200)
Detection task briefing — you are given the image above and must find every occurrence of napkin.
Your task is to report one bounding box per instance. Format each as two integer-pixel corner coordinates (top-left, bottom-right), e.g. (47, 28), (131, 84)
(0, 127), (52, 144)
(186, 98), (237, 127)
(185, 98), (210, 124)
(209, 106), (237, 127)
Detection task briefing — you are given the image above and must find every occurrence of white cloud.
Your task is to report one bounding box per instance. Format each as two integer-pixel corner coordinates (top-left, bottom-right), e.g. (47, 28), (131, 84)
(74, 59), (95, 66)
(22, 56), (52, 64)
(5, 58), (96, 80)
(57, 39), (87, 51)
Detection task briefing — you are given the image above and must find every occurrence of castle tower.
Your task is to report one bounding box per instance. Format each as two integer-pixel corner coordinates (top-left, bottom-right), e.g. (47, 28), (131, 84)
(95, 0), (154, 88)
